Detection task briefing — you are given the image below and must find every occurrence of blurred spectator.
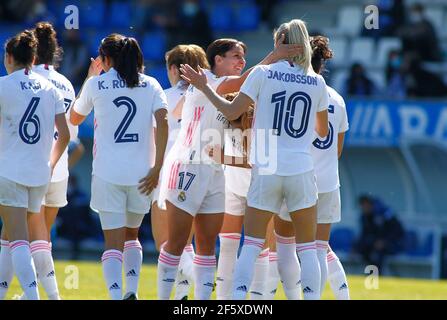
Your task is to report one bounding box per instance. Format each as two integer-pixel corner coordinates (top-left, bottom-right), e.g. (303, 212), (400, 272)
(256, 0), (278, 29)
(397, 3), (442, 62)
(0, 0), (52, 23)
(385, 50), (406, 98)
(56, 175), (101, 260)
(133, 0), (177, 33)
(354, 195), (405, 272)
(344, 63), (378, 96)
(59, 29), (89, 88)
(173, 0), (213, 50)
(404, 54), (447, 97)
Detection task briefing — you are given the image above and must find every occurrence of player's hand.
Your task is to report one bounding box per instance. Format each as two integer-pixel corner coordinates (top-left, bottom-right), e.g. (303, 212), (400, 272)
(87, 56), (103, 78)
(138, 165), (161, 196)
(270, 33), (303, 63)
(205, 144), (223, 164)
(180, 64), (207, 91)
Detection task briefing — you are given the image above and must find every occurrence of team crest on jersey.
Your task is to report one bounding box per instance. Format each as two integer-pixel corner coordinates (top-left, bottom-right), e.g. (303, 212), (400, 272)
(178, 191), (186, 202)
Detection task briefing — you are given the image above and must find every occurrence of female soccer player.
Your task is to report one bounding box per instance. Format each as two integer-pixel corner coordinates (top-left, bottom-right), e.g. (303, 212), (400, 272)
(151, 44), (210, 300)
(0, 30), (69, 300)
(309, 36), (350, 300)
(20, 21), (78, 300)
(70, 34), (168, 300)
(180, 19), (329, 300)
(156, 38), (301, 300)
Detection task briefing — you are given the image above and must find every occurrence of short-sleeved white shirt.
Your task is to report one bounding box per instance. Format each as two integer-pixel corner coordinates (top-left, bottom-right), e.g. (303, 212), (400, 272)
(240, 61), (329, 176)
(165, 70), (229, 169)
(0, 68), (65, 186)
(73, 68), (168, 185)
(311, 86), (349, 193)
(33, 64), (76, 182)
(164, 80), (188, 153)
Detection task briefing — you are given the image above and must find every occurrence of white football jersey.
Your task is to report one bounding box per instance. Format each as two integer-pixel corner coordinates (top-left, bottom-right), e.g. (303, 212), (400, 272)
(0, 68), (65, 186)
(240, 61), (329, 175)
(224, 128), (251, 197)
(164, 80), (188, 153)
(73, 68), (168, 185)
(311, 86), (349, 193)
(33, 64), (76, 182)
(166, 69), (229, 169)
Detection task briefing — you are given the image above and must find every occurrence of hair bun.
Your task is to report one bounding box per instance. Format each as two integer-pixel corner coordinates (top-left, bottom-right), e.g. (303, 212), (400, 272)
(311, 36), (333, 60)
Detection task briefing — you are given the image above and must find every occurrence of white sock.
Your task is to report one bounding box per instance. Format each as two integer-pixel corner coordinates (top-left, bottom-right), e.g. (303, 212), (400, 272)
(264, 251), (280, 300)
(276, 234), (301, 300)
(0, 240), (13, 300)
(193, 255), (216, 300)
(31, 241), (60, 300)
(296, 242), (321, 300)
(123, 240), (142, 296)
(232, 236), (264, 300)
(249, 248), (269, 300)
(216, 233), (240, 300)
(157, 248), (180, 300)
(316, 240), (329, 297)
(101, 249), (123, 300)
(327, 251), (350, 300)
(174, 244), (194, 300)
(10, 240), (39, 300)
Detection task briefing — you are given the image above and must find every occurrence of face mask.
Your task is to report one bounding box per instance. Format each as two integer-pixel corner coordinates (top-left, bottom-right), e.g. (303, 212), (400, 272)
(183, 3), (199, 16)
(390, 56), (401, 69)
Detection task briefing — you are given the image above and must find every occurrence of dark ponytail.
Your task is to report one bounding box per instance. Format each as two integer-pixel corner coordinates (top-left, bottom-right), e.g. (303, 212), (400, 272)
(99, 34), (144, 88)
(310, 36), (333, 74)
(5, 30), (37, 67)
(33, 21), (63, 66)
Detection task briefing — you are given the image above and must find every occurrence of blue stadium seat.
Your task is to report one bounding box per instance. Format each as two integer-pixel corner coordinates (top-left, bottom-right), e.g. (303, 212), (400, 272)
(234, 3), (260, 31)
(142, 32), (166, 62)
(108, 1), (132, 28)
(418, 232), (434, 257)
(209, 3), (233, 32)
(404, 230), (420, 256)
(147, 65), (170, 89)
(330, 227), (355, 252)
(80, 0), (105, 28)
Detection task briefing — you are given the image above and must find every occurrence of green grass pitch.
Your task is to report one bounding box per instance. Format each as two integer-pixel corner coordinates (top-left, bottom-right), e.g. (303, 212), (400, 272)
(5, 260), (447, 300)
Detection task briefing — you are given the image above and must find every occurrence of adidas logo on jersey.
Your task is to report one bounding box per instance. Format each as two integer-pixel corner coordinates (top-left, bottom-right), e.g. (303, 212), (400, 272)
(178, 279), (189, 286)
(0, 281), (8, 288)
(297, 280), (302, 285)
(270, 289), (277, 294)
(127, 269), (137, 277)
(204, 282), (214, 288)
(216, 277), (224, 282)
(339, 283), (348, 290)
(236, 285), (248, 292)
(29, 281), (37, 288)
(109, 283), (120, 290)
(250, 291), (263, 296)
(47, 270), (55, 277)
(162, 278), (175, 283)
(303, 286), (314, 293)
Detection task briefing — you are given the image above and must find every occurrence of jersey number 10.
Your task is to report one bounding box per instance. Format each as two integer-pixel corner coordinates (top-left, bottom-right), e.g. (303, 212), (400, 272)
(271, 91), (311, 138)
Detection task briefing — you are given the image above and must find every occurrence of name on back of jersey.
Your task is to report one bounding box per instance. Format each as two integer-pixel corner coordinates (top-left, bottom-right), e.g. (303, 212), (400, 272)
(267, 70), (318, 86)
(20, 81), (42, 90)
(96, 79), (148, 90)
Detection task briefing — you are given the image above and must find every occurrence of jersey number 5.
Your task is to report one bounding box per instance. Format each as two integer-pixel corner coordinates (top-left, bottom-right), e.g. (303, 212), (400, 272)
(113, 96), (139, 143)
(19, 97), (41, 144)
(271, 91), (311, 138)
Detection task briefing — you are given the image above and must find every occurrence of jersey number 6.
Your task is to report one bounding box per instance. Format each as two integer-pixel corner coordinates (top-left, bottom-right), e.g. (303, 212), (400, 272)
(113, 96), (139, 143)
(19, 97), (41, 144)
(271, 91), (311, 138)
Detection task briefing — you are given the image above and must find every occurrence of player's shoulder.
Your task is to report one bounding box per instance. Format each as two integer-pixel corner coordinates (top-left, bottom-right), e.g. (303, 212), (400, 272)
(327, 85), (346, 109)
(139, 73), (163, 90)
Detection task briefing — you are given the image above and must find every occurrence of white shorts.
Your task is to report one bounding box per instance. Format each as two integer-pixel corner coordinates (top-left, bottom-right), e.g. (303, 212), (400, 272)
(90, 175), (151, 214)
(247, 168), (317, 215)
(225, 187), (247, 216)
(278, 188), (341, 223)
(316, 189), (341, 224)
(159, 162), (225, 216)
(98, 211), (145, 230)
(42, 178), (68, 208)
(0, 176), (48, 214)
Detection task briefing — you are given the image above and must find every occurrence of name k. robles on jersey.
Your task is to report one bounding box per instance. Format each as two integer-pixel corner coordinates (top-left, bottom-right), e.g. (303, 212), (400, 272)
(346, 99), (447, 146)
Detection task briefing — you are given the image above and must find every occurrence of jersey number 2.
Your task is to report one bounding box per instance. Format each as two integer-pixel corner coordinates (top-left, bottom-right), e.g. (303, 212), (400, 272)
(19, 97), (41, 144)
(113, 96), (139, 143)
